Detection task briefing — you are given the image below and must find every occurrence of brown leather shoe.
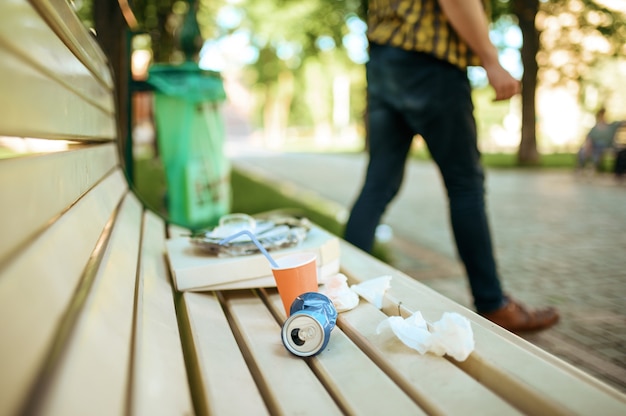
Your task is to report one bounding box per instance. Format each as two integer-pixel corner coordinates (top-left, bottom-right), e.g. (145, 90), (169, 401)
(480, 298), (559, 333)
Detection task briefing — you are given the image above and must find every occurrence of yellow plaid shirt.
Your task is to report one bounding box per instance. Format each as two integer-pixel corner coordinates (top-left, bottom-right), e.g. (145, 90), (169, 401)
(367, 0), (487, 69)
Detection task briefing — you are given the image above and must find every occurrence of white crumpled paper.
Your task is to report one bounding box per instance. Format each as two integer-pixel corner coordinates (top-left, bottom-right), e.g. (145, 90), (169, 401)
(319, 273), (360, 312)
(376, 311), (475, 361)
(350, 275), (392, 309)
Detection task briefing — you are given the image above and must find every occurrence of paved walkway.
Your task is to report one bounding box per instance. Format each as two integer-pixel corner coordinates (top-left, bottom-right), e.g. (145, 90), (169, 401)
(230, 148), (626, 393)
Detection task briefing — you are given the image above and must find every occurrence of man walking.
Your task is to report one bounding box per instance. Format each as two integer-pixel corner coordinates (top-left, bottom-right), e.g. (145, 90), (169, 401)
(344, 0), (559, 332)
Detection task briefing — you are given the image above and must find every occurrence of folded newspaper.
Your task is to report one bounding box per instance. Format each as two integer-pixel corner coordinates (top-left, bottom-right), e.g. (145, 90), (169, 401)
(165, 214), (340, 291)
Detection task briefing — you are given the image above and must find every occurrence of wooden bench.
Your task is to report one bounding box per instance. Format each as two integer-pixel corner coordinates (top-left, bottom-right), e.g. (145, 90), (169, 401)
(1, 1), (626, 415)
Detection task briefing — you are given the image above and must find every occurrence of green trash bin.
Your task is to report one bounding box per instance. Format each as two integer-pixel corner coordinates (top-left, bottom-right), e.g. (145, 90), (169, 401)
(147, 62), (230, 230)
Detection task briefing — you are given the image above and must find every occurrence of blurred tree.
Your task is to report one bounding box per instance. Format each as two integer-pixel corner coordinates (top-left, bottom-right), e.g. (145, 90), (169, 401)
(230, 0), (366, 144)
(493, 0), (626, 164)
(536, 0), (626, 111)
(127, 0), (177, 62)
(129, 0), (223, 62)
(77, 0), (626, 161)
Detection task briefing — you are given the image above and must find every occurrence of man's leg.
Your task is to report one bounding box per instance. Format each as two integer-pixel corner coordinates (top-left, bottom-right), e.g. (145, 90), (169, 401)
(344, 44), (415, 252)
(414, 62), (559, 332)
(344, 97), (413, 252)
(592, 145), (607, 172)
(417, 65), (504, 313)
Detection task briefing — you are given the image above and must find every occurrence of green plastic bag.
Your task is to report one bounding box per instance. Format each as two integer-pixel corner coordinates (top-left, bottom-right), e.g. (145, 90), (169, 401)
(147, 63), (230, 229)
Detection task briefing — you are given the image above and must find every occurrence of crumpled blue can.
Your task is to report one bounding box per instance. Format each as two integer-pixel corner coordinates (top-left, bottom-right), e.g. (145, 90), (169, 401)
(281, 292), (338, 357)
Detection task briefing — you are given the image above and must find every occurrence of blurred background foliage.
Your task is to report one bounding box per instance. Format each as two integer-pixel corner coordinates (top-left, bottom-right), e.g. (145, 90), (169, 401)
(75, 0), (626, 160)
(70, 0), (626, 237)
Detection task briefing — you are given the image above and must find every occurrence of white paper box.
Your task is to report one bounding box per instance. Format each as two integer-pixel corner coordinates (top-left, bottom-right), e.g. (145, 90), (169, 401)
(165, 227), (341, 291)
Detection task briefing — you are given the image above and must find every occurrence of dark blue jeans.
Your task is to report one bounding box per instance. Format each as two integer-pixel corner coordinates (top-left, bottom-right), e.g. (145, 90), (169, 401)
(344, 43), (505, 313)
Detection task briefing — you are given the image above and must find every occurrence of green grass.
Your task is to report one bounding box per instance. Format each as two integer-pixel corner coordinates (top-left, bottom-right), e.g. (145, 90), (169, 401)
(133, 157), (168, 218)
(482, 151), (616, 170)
(411, 147), (620, 171)
(409, 147), (585, 169)
(482, 152), (576, 168)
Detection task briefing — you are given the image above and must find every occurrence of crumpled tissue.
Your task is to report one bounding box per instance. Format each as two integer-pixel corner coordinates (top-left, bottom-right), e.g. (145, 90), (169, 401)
(319, 273), (360, 312)
(350, 275), (392, 309)
(376, 311), (475, 361)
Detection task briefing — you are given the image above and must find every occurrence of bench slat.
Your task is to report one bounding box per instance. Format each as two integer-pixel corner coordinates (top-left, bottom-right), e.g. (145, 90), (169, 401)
(0, 144), (119, 265)
(180, 291), (269, 415)
(0, 1), (115, 140)
(30, 0), (114, 89)
(260, 289), (426, 415)
(456, 325), (626, 415)
(221, 290), (343, 415)
(338, 240), (626, 414)
(384, 274), (580, 415)
(0, 169), (127, 416)
(35, 193), (142, 415)
(338, 302), (520, 415)
(131, 211), (194, 416)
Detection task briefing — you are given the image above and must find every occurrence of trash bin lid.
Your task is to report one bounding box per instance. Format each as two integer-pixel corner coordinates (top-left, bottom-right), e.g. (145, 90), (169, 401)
(147, 62), (226, 102)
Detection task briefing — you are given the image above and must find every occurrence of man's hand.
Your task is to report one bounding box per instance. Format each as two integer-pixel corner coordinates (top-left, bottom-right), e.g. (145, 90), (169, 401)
(438, 0), (520, 101)
(483, 62), (521, 101)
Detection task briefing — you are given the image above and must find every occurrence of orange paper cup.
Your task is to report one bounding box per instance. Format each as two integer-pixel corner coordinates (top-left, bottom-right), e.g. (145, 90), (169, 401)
(271, 252), (319, 316)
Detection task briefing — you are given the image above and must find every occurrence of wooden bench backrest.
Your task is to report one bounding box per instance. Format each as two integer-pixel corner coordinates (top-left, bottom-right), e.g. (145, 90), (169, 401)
(0, 1), (192, 415)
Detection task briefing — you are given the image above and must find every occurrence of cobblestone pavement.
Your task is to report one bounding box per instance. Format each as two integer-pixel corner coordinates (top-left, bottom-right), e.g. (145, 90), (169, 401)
(230, 150), (626, 393)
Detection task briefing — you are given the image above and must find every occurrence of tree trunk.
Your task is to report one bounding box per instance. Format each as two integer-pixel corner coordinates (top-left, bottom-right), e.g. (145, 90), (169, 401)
(514, 0), (541, 165)
(94, 2), (133, 180)
(263, 71), (294, 148)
